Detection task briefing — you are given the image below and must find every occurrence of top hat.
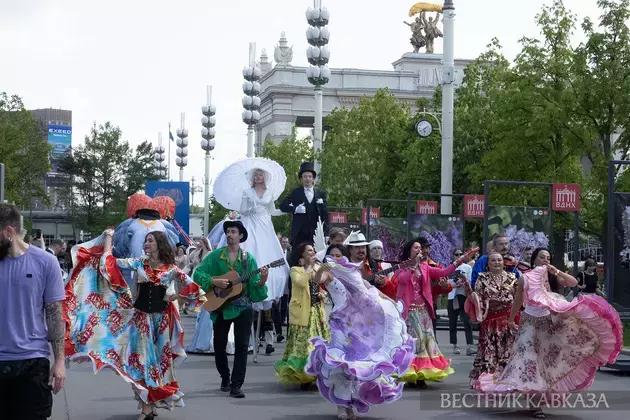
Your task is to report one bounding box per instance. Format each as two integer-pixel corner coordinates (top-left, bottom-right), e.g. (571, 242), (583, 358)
(344, 231), (370, 247)
(298, 162), (317, 179)
(223, 220), (248, 243)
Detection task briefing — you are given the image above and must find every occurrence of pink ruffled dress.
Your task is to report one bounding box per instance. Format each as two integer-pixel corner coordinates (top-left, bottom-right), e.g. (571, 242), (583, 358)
(475, 266), (622, 395)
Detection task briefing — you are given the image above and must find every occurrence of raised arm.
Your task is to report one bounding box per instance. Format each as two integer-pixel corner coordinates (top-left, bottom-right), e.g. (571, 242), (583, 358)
(428, 263), (456, 280)
(279, 191), (294, 213)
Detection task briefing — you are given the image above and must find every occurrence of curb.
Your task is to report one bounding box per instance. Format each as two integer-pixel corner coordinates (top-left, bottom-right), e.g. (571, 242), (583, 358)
(622, 347), (630, 356)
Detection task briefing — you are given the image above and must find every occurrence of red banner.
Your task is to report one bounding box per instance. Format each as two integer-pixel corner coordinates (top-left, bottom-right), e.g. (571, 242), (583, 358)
(416, 201), (439, 215)
(464, 195), (485, 218)
(329, 212), (347, 224)
(361, 208), (380, 225)
(552, 184), (580, 211)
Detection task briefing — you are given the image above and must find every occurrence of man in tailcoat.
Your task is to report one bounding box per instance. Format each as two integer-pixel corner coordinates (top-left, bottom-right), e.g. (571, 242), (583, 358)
(279, 162), (329, 250)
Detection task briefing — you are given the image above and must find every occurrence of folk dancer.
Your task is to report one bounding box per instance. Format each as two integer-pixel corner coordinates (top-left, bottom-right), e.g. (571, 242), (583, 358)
(65, 230), (205, 420)
(193, 221), (269, 398)
(394, 239), (476, 387)
(467, 252), (519, 387)
(475, 248), (622, 419)
(274, 243), (329, 389)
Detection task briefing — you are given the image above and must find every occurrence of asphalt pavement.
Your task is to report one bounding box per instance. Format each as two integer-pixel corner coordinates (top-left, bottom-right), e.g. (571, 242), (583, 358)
(50, 309), (630, 420)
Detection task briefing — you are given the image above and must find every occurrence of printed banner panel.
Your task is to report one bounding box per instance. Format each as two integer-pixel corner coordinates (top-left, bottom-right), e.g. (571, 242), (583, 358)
(368, 217), (407, 262)
(485, 206), (552, 259)
(408, 214), (464, 267)
(613, 193), (630, 308)
(145, 181), (190, 243)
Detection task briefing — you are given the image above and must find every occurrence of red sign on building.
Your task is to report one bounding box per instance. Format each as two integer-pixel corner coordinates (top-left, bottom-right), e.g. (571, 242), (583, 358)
(329, 212), (347, 224)
(416, 201), (439, 215)
(464, 195), (485, 218)
(552, 184), (581, 211)
(361, 208), (381, 225)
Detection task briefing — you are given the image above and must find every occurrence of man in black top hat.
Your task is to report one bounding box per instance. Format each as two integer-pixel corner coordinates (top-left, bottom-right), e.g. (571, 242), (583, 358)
(279, 162), (329, 249)
(193, 220), (269, 399)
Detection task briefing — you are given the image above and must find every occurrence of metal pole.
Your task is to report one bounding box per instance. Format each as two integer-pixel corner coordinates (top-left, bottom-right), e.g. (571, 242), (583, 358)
(204, 152), (211, 236)
(440, 0), (455, 215)
(247, 125), (255, 158)
(0, 163), (5, 203)
(168, 123), (172, 181)
(606, 161), (616, 303)
(573, 211), (580, 277)
(314, 86), (323, 178)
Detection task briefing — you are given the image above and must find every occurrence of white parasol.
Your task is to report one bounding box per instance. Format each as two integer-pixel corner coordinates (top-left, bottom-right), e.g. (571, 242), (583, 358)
(213, 157), (287, 211)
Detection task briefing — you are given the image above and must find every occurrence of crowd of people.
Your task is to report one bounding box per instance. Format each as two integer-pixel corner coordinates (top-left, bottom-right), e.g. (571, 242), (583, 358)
(0, 159), (623, 420)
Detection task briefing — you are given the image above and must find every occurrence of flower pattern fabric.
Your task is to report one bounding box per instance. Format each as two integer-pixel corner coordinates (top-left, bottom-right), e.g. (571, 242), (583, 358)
(469, 272), (519, 384)
(63, 235), (205, 410)
(475, 266), (622, 395)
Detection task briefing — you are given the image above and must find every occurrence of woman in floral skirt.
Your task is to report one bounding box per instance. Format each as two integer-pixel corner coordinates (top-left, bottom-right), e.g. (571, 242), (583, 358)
(394, 239), (476, 388)
(64, 230), (205, 420)
(274, 243), (330, 389)
(467, 252), (519, 386)
(475, 248), (623, 418)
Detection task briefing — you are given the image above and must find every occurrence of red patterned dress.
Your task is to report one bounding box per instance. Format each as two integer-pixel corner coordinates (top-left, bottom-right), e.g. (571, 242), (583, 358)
(64, 237), (205, 410)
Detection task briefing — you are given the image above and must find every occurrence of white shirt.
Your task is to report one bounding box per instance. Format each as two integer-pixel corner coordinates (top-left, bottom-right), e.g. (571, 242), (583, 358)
(448, 264), (472, 300)
(304, 187), (314, 203)
(522, 276), (551, 317)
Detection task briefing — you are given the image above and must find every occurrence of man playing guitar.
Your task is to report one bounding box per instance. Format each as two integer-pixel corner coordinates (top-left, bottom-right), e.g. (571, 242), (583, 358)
(193, 221), (268, 399)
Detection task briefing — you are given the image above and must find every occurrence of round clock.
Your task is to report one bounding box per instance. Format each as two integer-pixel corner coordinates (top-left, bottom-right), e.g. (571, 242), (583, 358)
(416, 120), (433, 137)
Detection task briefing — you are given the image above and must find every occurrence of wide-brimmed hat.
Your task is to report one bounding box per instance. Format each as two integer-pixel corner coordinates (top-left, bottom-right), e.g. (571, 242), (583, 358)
(298, 162), (317, 179)
(223, 220), (248, 243)
(344, 231), (370, 247)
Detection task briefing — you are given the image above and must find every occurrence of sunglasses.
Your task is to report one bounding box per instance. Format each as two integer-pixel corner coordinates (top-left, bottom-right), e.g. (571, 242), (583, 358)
(454, 253), (463, 257)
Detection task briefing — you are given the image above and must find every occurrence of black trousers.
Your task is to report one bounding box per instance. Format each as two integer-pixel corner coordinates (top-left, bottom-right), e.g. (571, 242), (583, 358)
(280, 294), (289, 325)
(0, 358), (53, 420)
(291, 230), (315, 249)
(448, 295), (473, 346)
(213, 308), (253, 388)
(271, 302), (283, 335)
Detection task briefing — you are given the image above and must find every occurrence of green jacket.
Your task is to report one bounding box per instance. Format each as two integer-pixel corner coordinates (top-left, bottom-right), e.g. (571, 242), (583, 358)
(193, 246), (268, 321)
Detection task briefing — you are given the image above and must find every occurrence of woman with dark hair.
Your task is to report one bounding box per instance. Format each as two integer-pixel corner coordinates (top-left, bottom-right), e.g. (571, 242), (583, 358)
(476, 247), (623, 419)
(578, 258), (600, 295)
(274, 243), (330, 389)
(393, 238), (475, 387)
(64, 230), (206, 420)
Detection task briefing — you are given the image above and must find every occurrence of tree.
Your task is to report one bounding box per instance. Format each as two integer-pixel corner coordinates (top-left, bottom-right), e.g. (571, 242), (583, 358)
(257, 128), (313, 236)
(59, 122), (158, 234)
(0, 92), (52, 207)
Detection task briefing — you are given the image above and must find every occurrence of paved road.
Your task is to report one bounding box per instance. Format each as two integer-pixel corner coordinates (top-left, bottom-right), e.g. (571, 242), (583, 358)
(51, 312), (630, 420)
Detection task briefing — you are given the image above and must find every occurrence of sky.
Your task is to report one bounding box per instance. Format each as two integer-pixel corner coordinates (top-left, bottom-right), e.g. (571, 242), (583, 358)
(0, 0), (602, 205)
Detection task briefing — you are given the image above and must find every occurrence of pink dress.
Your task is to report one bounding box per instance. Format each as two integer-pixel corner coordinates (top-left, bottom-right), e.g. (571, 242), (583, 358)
(475, 266), (622, 394)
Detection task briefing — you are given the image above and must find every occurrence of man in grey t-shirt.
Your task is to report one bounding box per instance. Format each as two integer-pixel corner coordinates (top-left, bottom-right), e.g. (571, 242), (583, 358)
(0, 204), (66, 419)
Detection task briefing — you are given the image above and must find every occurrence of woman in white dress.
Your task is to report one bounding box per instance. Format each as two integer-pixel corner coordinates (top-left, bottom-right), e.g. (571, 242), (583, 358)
(240, 169), (290, 347)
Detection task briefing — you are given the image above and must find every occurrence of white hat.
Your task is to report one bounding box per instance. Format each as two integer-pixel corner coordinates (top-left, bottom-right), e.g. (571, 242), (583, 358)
(369, 240), (383, 250)
(344, 231), (370, 247)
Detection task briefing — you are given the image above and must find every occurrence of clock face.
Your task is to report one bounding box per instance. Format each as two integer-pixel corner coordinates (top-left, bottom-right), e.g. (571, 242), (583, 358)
(416, 120), (433, 137)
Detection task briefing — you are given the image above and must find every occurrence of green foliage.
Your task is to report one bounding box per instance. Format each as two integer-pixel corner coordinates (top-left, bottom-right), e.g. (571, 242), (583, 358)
(256, 128), (313, 236)
(0, 93), (52, 207)
(58, 122), (158, 234)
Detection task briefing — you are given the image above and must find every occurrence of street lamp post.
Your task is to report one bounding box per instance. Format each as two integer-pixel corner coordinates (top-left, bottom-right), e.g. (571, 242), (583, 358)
(201, 85), (217, 237)
(176, 113), (189, 182)
(440, 0), (455, 214)
(306, 0), (331, 179)
(242, 43), (261, 158)
(154, 134), (167, 179)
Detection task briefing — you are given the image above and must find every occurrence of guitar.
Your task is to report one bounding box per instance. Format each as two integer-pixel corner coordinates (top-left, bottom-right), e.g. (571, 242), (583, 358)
(203, 258), (287, 312)
(364, 259), (416, 284)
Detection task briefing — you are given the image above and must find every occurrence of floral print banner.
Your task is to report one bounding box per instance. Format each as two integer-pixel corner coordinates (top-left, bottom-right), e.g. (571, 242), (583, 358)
(408, 214), (464, 267)
(485, 206), (551, 259)
(368, 218), (407, 261)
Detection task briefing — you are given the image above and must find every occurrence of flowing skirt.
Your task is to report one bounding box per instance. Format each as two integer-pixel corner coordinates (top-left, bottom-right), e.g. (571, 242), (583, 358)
(241, 210), (289, 305)
(476, 296), (622, 394)
(469, 310), (518, 385)
(397, 305), (454, 383)
(64, 246), (194, 409)
(274, 302), (329, 384)
(305, 275), (415, 413)
(186, 309), (237, 355)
